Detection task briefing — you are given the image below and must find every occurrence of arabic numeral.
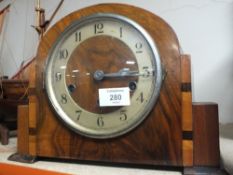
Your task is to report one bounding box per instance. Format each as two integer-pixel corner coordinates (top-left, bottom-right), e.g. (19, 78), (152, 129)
(137, 92), (144, 103)
(59, 49), (68, 59)
(75, 31), (81, 42)
(61, 94), (67, 104)
(120, 27), (123, 38)
(120, 110), (127, 121)
(110, 94), (121, 101)
(142, 66), (150, 78)
(97, 117), (104, 127)
(135, 42), (143, 54)
(55, 72), (62, 81)
(76, 110), (82, 120)
(94, 23), (104, 34)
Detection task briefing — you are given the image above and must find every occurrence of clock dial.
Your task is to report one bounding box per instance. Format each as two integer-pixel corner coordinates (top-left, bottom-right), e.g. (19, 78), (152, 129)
(45, 14), (162, 138)
(66, 35), (138, 114)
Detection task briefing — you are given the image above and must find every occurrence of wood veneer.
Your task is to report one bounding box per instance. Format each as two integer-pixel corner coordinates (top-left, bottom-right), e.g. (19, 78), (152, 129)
(193, 103), (220, 167)
(32, 3), (183, 166)
(13, 4), (220, 173)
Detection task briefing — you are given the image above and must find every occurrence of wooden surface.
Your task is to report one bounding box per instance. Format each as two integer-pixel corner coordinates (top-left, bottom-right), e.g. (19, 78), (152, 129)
(0, 80), (29, 145)
(17, 105), (29, 154)
(0, 124), (8, 145)
(28, 3), (183, 166)
(66, 36), (138, 113)
(0, 80), (28, 102)
(181, 55), (192, 131)
(181, 55), (193, 166)
(193, 103), (220, 167)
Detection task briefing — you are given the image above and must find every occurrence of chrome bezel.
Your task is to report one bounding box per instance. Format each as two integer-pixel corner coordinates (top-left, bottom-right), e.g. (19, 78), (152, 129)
(45, 13), (162, 139)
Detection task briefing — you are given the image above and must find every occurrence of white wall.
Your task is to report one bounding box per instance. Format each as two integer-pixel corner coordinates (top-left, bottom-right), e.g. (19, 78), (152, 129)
(0, 0), (38, 76)
(1, 0), (233, 123)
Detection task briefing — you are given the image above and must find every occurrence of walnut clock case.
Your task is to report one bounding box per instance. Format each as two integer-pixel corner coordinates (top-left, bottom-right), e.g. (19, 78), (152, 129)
(11, 3), (220, 173)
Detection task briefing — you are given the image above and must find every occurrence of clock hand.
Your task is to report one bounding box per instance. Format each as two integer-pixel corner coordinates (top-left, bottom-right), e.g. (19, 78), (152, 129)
(105, 68), (138, 77)
(93, 68), (153, 81)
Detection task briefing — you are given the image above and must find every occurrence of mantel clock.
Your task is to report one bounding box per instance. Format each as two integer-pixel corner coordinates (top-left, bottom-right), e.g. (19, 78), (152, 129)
(11, 3), (220, 174)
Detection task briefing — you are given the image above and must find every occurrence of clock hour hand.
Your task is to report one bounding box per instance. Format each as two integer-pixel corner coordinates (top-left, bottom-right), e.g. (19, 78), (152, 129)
(93, 68), (152, 81)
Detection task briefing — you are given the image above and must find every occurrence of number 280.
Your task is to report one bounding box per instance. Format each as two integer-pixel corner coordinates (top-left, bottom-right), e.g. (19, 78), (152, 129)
(110, 94), (122, 101)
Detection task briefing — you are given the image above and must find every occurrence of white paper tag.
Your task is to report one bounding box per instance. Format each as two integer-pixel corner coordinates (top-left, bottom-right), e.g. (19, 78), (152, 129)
(98, 87), (130, 107)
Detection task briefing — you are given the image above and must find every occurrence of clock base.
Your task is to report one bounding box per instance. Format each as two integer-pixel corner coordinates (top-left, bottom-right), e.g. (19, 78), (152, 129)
(7, 153), (226, 175)
(10, 103), (222, 173)
(183, 167), (228, 175)
(13, 102), (220, 166)
(8, 153), (37, 164)
(8, 155), (226, 175)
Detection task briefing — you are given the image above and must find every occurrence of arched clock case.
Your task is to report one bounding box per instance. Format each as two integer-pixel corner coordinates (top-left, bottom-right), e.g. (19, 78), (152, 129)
(11, 3), (220, 173)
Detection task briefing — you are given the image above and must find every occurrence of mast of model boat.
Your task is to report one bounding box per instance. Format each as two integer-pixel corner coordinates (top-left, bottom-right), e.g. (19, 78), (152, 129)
(33, 0), (64, 38)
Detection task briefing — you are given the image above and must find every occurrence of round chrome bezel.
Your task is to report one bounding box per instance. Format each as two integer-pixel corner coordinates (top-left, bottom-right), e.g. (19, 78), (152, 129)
(45, 13), (163, 139)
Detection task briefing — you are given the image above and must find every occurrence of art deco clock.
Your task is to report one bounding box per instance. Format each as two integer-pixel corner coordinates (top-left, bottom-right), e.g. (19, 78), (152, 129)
(12, 3), (220, 173)
(45, 13), (162, 139)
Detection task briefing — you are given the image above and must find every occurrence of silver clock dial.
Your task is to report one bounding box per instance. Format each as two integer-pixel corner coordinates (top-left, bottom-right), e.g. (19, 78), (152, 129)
(45, 14), (162, 138)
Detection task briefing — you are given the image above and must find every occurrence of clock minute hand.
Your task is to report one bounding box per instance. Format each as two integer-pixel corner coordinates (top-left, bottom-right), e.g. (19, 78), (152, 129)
(104, 68), (139, 77)
(93, 68), (149, 81)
